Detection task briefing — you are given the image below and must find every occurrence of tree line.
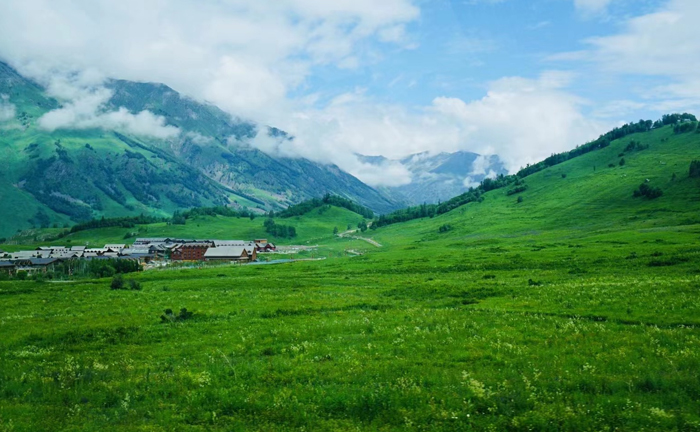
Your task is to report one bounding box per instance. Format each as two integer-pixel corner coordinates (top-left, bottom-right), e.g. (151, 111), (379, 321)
(275, 194), (375, 219)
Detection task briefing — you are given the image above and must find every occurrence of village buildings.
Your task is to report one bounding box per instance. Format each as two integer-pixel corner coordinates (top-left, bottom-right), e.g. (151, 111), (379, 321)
(0, 237), (276, 274)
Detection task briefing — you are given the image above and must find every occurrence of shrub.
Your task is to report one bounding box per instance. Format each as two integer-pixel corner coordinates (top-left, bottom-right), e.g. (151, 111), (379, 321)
(633, 183), (663, 199)
(517, 196), (524, 203)
(438, 224), (453, 233)
(161, 308), (194, 323)
(561, 173), (567, 179)
(16, 271), (27, 281)
(506, 185), (528, 196)
(690, 160), (700, 178)
(528, 279), (543, 286)
(110, 274), (124, 290)
(624, 140), (649, 152)
(619, 158), (626, 166)
(128, 279), (142, 291)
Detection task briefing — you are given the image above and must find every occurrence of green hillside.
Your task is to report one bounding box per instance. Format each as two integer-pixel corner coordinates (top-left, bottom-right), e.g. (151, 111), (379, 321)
(4, 204), (369, 249)
(1, 123), (700, 430)
(370, 123), (700, 245)
(0, 61), (402, 238)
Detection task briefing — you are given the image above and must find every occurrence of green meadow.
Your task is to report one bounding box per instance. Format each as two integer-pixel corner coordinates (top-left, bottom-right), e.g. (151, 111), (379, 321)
(1, 125), (700, 430)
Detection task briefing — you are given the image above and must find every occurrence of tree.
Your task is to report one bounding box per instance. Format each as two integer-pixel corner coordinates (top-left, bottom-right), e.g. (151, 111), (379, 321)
(690, 160), (700, 178)
(333, 226), (338, 235)
(358, 220), (368, 232)
(111, 274), (124, 290)
(619, 158), (626, 166)
(171, 211), (186, 225)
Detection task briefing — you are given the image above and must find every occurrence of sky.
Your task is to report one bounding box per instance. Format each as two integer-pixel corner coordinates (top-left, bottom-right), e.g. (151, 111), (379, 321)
(0, 0), (697, 187)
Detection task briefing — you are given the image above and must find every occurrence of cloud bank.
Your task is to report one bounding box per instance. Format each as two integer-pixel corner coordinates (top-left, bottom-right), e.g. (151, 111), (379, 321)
(0, 94), (15, 121)
(255, 72), (608, 182)
(37, 86), (180, 139)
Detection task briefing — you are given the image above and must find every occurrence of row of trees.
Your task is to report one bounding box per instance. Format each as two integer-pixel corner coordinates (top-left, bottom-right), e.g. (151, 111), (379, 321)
(673, 121), (698, 134)
(0, 258), (141, 282)
(275, 194), (375, 219)
(263, 219), (297, 238)
(71, 214), (168, 233)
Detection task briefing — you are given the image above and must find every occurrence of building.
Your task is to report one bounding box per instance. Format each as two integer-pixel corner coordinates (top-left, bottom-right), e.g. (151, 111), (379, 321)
(213, 240), (249, 247)
(13, 258), (59, 274)
(0, 261), (15, 275)
(51, 251), (82, 260)
(204, 246), (257, 262)
(171, 242), (212, 261)
(255, 241), (276, 252)
(104, 244), (127, 253)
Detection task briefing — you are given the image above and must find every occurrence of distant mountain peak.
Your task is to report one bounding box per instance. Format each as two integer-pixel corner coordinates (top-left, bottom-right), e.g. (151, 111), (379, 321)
(357, 150), (507, 205)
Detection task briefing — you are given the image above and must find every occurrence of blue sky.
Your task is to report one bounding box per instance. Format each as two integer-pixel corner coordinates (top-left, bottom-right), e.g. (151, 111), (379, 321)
(305, 0), (667, 115)
(0, 0), (698, 186)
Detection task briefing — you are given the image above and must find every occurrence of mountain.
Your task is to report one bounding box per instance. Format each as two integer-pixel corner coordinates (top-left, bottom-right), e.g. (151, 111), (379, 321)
(0, 61), (401, 238)
(358, 150), (507, 205)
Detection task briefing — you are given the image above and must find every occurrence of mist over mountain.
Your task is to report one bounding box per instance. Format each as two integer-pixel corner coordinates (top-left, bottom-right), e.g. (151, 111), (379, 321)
(0, 61), (403, 237)
(357, 151), (507, 204)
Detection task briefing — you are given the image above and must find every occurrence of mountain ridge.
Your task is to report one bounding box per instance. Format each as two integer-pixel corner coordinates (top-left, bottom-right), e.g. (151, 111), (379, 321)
(0, 61), (403, 237)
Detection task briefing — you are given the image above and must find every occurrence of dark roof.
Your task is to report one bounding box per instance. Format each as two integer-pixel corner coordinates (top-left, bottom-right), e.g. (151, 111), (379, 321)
(0, 261), (15, 268)
(176, 242), (212, 248)
(86, 256), (137, 260)
(28, 258), (59, 266)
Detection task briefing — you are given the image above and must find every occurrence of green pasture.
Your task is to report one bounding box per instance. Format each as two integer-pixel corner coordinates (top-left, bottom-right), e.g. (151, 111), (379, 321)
(1, 125), (700, 430)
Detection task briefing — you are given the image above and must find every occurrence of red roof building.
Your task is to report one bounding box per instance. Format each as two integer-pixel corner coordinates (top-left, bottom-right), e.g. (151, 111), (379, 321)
(170, 242), (212, 261)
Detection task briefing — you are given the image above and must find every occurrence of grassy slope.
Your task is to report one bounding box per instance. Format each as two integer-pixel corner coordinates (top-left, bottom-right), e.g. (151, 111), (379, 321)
(1, 126), (700, 430)
(5, 205), (368, 248)
(372, 126), (700, 245)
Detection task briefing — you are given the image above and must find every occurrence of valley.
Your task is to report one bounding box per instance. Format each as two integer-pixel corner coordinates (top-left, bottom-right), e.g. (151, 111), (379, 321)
(1, 121), (700, 430)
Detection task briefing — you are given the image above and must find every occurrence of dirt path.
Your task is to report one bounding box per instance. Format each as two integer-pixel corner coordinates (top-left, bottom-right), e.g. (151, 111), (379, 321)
(337, 227), (382, 248)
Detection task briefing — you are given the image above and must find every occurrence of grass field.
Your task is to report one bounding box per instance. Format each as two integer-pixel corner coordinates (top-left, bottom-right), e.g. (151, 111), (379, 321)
(1, 125), (700, 430)
(4, 205), (368, 250)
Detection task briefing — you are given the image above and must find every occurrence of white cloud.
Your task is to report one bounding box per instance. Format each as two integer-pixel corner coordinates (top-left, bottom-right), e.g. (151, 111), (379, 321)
(0, 0), (615, 188)
(248, 72), (608, 185)
(469, 155), (493, 176)
(0, 0), (419, 123)
(569, 0), (700, 107)
(429, 74), (608, 172)
(0, 94), (15, 121)
(38, 87), (180, 139)
(574, 0), (614, 15)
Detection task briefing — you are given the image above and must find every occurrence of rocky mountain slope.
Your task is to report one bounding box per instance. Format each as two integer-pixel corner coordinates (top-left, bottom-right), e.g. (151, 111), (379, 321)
(0, 61), (402, 237)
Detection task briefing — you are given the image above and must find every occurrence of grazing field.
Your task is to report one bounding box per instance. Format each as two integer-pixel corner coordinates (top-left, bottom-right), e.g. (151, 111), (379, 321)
(1, 125), (700, 430)
(1, 225), (700, 431)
